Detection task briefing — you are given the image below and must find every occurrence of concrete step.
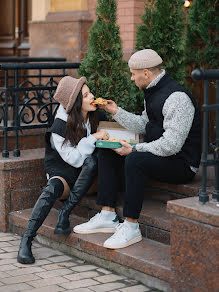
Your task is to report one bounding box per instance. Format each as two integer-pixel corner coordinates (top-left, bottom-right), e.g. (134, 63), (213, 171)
(9, 208), (172, 291)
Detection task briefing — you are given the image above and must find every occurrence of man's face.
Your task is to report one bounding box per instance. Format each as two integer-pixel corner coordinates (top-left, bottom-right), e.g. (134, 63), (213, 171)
(130, 69), (148, 90)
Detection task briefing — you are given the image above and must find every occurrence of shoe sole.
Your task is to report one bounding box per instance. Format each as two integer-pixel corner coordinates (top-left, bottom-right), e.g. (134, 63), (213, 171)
(17, 256), (35, 264)
(54, 227), (71, 235)
(103, 235), (142, 249)
(73, 227), (117, 234)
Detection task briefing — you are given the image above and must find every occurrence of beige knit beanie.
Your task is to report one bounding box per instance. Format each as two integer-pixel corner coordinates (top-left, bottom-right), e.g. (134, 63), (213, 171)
(53, 76), (87, 113)
(128, 49), (163, 70)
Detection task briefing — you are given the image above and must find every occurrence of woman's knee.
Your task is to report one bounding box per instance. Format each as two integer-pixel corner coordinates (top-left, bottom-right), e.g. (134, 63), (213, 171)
(49, 176), (70, 200)
(83, 155), (97, 169)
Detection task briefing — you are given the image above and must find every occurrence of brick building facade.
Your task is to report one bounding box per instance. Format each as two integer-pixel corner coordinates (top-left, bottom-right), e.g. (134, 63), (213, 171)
(29, 0), (147, 61)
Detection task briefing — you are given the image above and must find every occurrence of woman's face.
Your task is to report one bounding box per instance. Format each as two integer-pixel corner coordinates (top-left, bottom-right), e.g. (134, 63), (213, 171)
(81, 84), (96, 114)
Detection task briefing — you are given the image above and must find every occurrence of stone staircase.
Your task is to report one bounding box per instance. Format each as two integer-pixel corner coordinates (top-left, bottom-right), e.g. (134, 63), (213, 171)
(8, 168), (216, 292)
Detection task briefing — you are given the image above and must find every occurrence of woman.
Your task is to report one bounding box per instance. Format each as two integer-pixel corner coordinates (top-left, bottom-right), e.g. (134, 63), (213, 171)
(17, 76), (109, 264)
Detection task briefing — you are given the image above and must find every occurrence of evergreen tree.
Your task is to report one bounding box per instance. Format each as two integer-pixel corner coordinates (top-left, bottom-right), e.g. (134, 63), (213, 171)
(78, 0), (143, 113)
(186, 0), (218, 70)
(136, 0), (186, 84)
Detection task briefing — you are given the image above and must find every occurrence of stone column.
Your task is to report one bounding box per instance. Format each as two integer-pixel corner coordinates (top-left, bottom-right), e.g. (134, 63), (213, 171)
(29, 0), (92, 62)
(167, 197), (219, 292)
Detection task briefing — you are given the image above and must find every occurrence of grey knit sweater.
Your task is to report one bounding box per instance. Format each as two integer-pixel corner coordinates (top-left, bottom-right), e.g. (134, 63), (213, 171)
(112, 70), (195, 158)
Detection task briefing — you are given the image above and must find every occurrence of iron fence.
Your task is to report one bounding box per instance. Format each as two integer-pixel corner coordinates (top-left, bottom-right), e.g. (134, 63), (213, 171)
(0, 62), (80, 158)
(192, 69), (219, 203)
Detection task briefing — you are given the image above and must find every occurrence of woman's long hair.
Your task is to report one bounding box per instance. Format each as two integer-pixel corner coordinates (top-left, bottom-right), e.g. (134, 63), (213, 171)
(63, 90), (99, 147)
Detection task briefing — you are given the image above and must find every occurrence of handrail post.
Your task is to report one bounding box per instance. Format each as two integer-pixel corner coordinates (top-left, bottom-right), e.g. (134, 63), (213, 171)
(13, 68), (20, 157)
(212, 80), (219, 201)
(199, 80), (209, 203)
(2, 70), (9, 158)
(192, 69), (219, 204)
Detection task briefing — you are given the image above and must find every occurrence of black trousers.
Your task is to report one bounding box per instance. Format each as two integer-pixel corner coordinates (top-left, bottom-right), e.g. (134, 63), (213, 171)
(96, 149), (195, 219)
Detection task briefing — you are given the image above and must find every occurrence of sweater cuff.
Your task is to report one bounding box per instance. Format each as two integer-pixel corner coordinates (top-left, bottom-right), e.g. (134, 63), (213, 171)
(87, 134), (97, 144)
(112, 107), (125, 119)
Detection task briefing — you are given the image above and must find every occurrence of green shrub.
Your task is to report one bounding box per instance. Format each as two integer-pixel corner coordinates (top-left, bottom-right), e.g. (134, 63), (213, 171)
(186, 0), (219, 70)
(78, 0), (143, 114)
(136, 0), (186, 84)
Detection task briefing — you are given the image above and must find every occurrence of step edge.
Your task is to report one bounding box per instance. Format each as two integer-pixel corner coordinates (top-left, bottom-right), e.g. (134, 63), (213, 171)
(9, 209), (173, 284)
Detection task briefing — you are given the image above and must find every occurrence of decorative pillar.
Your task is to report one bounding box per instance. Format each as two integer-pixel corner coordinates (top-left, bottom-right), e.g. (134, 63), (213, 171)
(167, 197), (219, 292)
(29, 0), (92, 62)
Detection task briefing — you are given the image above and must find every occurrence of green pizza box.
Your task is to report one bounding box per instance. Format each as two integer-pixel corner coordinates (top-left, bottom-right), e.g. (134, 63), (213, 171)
(96, 140), (136, 149)
(96, 121), (139, 149)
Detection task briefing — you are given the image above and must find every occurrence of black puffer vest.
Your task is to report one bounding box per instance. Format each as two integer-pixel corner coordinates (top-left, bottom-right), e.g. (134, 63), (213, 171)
(143, 73), (201, 168)
(44, 118), (77, 174)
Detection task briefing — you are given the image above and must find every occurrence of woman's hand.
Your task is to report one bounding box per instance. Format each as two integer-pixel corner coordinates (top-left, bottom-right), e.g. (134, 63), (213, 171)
(92, 130), (109, 140)
(98, 100), (118, 115)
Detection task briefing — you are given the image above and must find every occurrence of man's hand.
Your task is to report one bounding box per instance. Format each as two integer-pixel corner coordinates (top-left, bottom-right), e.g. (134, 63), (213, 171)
(98, 100), (118, 115)
(113, 140), (133, 156)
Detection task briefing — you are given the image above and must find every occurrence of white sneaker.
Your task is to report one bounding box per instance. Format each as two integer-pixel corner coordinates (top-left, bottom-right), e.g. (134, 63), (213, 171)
(103, 222), (142, 249)
(73, 213), (119, 234)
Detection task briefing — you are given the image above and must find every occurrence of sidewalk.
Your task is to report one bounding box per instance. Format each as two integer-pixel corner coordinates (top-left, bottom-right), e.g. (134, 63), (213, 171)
(0, 231), (162, 292)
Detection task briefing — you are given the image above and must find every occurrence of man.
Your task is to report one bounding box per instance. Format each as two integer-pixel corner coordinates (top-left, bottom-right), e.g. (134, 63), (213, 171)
(73, 49), (201, 249)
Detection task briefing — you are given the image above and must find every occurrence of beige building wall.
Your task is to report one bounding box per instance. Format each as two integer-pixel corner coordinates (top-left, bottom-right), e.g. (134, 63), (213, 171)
(30, 0), (146, 60)
(32, 0), (50, 21)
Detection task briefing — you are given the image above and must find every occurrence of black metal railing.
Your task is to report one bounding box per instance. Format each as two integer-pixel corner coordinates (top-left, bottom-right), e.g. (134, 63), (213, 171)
(0, 62), (80, 158)
(192, 69), (219, 203)
(0, 57), (67, 87)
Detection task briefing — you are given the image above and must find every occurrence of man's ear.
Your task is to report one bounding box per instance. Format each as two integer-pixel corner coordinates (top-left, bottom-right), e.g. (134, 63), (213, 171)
(143, 69), (150, 79)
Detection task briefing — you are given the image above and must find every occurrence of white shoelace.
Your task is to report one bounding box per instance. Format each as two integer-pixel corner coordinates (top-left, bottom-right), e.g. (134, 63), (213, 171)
(110, 223), (129, 241)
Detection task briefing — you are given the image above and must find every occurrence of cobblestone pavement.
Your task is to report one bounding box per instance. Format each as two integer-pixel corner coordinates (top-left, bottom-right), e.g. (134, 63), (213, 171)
(0, 231), (163, 292)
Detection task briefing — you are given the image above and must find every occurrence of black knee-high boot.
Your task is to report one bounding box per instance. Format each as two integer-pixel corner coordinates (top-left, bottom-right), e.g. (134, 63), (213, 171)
(54, 156), (97, 235)
(17, 178), (64, 264)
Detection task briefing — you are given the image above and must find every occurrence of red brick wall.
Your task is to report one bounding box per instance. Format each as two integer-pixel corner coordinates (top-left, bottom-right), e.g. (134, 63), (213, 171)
(88, 0), (146, 59)
(0, 149), (46, 231)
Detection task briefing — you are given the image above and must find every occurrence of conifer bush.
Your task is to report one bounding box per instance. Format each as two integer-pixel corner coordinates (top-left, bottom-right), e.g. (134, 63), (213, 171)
(78, 0), (143, 114)
(136, 0), (186, 84)
(186, 0), (218, 70)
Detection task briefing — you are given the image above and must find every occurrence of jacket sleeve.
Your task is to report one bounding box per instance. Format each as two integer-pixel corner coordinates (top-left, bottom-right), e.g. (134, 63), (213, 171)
(51, 133), (97, 168)
(135, 92), (195, 156)
(112, 102), (148, 134)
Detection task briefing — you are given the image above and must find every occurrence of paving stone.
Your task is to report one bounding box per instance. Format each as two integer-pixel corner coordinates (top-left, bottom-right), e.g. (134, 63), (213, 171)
(0, 242), (12, 248)
(33, 247), (63, 259)
(36, 268), (73, 279)
(97, 268), (112, 275)
(0, 258), (17, 266)
(43, 263), (72, 270)
(14, 259), (51, 267)
(1, 274), (41, 285)
(67, 289), (92, 292)
(89, 282), (126, 292)
(0, 264), (18, 272)
(0, 233), (17, 238)
(0, 271), (11, 279)
(71, 264), (98, 272)
(64, 271), (100, 281)
(60, 279), (99, 289)
(27, 276), (69, 288)
(8, 240), (21, 246)
(47, 255), (73, 263)
(119, 285), (151, 292)
(0, 236), (16, 242)
(24, 285), (65, 292)
(0, 283), (33, 291)
(94, 274), (126, 283)
(6, 266), (46, 277)
(1, 246), (19, 252)
(0, 251), (18, 259)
